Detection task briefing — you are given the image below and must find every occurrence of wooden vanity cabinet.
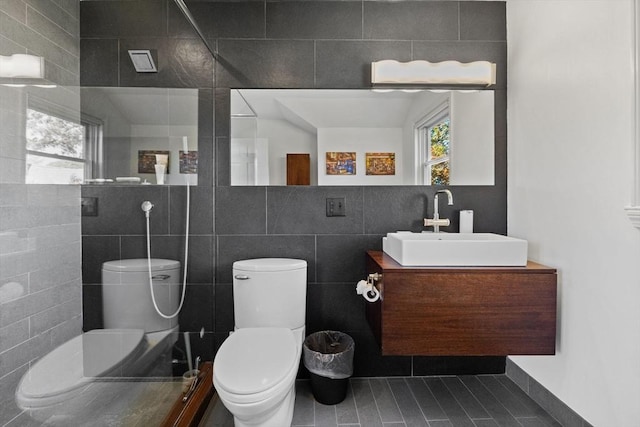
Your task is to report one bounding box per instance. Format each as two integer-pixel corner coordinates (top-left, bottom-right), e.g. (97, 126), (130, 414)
(365, 251), (557, 356)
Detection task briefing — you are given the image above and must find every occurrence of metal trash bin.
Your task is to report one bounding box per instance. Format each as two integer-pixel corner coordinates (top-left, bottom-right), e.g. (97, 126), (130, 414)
(303, 331), (355, 405)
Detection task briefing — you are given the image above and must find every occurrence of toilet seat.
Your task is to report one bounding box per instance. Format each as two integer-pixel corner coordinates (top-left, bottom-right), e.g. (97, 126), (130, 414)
(16, 329), (146, 409)
(214, 327), (299, 403)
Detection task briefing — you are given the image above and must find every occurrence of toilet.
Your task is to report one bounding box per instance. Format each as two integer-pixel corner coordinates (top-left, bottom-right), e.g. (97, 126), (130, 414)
(15, 258), (181, 422)
(213, 258), (307, 427)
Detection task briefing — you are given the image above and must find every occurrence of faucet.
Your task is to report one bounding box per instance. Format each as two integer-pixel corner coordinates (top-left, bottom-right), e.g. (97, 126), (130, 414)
(424, 189), (454, 233)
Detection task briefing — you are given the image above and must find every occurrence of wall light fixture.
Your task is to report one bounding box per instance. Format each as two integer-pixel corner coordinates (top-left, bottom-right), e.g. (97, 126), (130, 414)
(0, 54), (56, 88)
(371, 60), (496, 87)
(0, 54), (45, 79)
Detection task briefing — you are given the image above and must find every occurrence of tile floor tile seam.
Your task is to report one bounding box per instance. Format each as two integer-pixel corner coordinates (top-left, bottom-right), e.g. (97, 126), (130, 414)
(402, 376), (442, 425)
(423, 375), (478, 425)
(440, 375), (492, 422)
(498, 375), (559, 425)
(343, 381), (362, 426)
(368, 378), (403, 424)
(313, 392), (317, 426)
(386, 377), (430, 426)
(458, 376), (521, 426)
(430, 376), (482, 424)
(367, 378), (391, 426)
(351, 378), (377, 427)
(480, 376), (533, 420)
(480, 375), (543, 423)
(414, 377), (459, 422)
(383, 378), (409, 425)
(349, 380), (367, 425)
(331, 401), (339, 426)
(494, 376), (562, 426)
(349, 378), (382, 423)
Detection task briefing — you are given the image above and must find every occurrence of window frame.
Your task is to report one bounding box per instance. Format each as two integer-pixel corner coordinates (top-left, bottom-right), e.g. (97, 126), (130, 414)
(415, 100), (451, 185)
(25, 96), (103, 183)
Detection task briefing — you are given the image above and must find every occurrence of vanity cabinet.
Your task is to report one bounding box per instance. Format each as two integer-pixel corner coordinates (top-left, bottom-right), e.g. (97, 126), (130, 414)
(365, 251), (557, 356)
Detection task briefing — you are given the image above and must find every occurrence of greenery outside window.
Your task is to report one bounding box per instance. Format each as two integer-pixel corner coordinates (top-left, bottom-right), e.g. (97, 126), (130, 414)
(416, 102), (450, 185)
(25, 98), (102, 184)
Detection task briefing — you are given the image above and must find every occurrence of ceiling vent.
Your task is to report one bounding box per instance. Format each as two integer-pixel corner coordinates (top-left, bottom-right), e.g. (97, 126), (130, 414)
(128, 50), (157, 73)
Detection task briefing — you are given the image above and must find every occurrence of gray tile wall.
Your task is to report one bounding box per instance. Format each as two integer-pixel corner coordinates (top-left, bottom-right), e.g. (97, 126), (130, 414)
(0, 1), (82, 425)
(80, 0), (507, 377)
(0, 185), (82, 426)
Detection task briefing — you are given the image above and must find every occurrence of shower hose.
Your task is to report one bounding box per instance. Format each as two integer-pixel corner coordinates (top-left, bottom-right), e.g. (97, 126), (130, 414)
(142, 153), (190, 319)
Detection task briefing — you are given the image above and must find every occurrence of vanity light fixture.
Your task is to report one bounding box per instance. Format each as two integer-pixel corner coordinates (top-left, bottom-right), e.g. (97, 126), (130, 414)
(128, 50), (157, 73)
(0, 54), (56, 88)
(371, 60), (496, 87)
(0, 54), (45, 78)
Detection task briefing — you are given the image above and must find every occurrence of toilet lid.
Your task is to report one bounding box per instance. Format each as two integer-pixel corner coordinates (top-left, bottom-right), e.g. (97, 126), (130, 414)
(18, 329), (145, 399)
(215, 328), (297, 395)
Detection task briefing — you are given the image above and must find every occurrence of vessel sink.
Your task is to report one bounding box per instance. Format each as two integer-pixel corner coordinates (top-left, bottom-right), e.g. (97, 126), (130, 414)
(382, 232), (528, 266)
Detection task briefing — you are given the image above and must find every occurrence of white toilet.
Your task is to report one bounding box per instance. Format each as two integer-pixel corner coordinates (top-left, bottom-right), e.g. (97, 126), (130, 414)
(15, 258), (181, 422)
(213, 258), (307, 427)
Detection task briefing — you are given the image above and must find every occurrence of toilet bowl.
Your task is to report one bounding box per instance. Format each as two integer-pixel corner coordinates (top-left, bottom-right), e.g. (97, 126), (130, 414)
(15, 326), (178, 420)
(214, 328), (302, 427)
(15, 258), (181, 423)
(213, 258), (307, 427)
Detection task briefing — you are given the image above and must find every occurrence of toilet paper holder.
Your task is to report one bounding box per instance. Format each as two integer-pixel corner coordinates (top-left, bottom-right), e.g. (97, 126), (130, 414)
(356, 273), (382, 303)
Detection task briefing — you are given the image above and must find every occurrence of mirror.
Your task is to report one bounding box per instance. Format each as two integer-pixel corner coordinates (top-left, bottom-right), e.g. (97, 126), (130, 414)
(80, 87), (198, 185)
(230, 89), (494, 186)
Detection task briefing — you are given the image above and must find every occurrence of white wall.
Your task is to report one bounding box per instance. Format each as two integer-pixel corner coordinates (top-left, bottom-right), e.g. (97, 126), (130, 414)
(450, 91), (494, 185)
(507, 1), (640, 425)
(258, 119), (317, 186)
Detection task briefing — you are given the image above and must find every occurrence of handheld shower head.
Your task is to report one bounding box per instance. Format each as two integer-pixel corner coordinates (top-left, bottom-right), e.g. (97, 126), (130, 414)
(141, 201), (154, 217)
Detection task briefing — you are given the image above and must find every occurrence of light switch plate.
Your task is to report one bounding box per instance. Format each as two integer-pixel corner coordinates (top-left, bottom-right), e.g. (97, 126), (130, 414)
(81, 197), (98, 216)
(326, 198), (346, 217)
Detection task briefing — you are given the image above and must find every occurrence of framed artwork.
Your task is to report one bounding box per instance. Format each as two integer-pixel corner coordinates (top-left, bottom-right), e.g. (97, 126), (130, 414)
(138, 150), (170, 174)
(366, 152), (396, 175)
(180, 150), (198, 174)
(326, 152), (356, 175)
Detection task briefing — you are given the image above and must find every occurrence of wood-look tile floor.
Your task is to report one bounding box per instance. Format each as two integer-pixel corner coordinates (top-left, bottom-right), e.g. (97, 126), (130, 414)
(199, 375), (561, 427)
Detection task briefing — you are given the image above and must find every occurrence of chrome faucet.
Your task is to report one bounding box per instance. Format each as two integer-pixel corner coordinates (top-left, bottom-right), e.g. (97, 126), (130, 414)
(424, 189), (454, 233)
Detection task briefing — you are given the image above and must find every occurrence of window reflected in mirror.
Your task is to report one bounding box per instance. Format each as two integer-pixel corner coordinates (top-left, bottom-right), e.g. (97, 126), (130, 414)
(80, 87), (198, 186)
(27, 87), (201, 186)
(26, 102), (86, 184)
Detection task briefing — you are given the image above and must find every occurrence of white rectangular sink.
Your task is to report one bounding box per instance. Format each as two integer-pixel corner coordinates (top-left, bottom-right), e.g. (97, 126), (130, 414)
(382, 232), (528, 267)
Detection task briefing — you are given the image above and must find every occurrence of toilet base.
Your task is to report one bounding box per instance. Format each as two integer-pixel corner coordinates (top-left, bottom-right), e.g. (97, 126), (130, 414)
(231, 385), (295, 427)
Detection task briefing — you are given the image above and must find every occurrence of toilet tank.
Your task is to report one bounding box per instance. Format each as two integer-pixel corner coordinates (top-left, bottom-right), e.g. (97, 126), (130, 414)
(233, 258), (307, 330)
(102, 259), (180, 333)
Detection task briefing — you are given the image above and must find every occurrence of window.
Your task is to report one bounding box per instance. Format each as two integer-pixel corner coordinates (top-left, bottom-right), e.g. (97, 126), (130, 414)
(416, 102), (450, 185)
(25, 99), (102, 184)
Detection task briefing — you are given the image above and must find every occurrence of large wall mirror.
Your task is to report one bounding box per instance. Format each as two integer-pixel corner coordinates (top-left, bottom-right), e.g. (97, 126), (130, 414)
(230, 89), (495, 186)
(79, 87), (199, 186)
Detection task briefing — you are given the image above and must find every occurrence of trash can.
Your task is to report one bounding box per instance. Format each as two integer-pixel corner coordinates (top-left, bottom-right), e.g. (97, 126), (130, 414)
(303, 331), (355, 405)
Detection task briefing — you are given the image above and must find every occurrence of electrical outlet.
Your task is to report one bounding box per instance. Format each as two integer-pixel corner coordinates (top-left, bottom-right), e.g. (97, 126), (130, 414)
(326, 197), (346, 217)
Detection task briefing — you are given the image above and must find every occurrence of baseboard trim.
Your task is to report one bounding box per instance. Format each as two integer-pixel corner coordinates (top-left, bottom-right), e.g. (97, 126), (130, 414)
(505, 358), (593, 427)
